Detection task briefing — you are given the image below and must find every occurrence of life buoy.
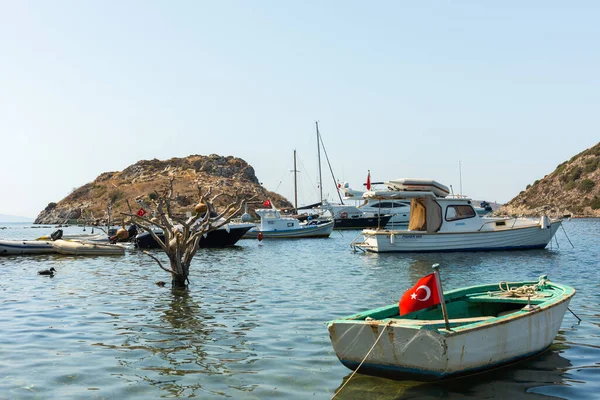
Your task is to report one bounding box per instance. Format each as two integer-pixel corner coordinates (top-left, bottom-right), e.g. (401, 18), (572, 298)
(340, 212), (348, 219)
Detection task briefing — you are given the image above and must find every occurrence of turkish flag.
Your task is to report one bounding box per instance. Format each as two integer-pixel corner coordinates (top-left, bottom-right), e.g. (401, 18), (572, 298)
(399, 273), (441, 316)
(263, 199), (271, 208)
(136, 207), (146, 217)
(366, 170), (371, 191)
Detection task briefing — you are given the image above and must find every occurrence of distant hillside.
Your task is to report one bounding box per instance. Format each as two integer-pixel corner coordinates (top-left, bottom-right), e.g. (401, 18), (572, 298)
(500, 142), (600, 217)
(35, 154), (293, 224)
(0, 214), (34, 223)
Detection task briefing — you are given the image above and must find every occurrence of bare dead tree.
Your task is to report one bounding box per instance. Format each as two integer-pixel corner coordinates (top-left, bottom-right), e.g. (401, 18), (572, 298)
(123, 178), (254, 288)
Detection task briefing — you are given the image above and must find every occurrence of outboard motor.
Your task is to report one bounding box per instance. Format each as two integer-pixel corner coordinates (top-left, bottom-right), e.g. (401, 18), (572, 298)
(50, 229), (63, 241)
(127, 224), (138, 240)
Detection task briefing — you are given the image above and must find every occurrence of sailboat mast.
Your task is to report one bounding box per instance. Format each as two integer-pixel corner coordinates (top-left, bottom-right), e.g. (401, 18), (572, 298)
(316, 121), (323, 203)
(294, 149), (298, 211)
(318, 130), (345, 205)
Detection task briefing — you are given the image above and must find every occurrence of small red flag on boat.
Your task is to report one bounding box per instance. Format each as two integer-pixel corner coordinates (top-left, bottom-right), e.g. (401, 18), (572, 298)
(136, 207), (146, 217)
(366, 170), (371, 191)
(263, 199), (271, 208)
(399, 273), (441, 316)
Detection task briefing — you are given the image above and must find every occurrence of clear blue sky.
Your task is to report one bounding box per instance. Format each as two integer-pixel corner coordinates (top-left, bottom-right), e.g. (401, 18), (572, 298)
(1, 1), (599, 218)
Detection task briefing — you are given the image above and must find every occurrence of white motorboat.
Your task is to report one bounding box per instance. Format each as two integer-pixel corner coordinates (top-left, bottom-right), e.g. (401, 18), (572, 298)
(350, 179), (561, 253)
(243, 208), (334, 239)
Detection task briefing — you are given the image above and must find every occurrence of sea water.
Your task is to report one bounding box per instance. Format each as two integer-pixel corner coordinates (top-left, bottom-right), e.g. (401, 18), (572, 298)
(0, 220), (598, 399)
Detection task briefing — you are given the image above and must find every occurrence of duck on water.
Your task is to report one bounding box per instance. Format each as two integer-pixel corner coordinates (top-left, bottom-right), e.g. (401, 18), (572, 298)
(38, 267), (56, 276)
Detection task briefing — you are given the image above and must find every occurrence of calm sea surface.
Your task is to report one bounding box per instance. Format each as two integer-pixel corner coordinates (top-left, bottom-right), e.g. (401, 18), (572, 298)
(0, 220), (599, 399)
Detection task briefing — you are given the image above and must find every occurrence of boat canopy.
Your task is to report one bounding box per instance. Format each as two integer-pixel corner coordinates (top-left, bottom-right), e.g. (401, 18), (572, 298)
(408, 197), (443, 232)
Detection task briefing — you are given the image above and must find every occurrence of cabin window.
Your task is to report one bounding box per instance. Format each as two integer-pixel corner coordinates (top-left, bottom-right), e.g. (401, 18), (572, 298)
(445, 205), (476, 221)
(375, 201), (409, 208)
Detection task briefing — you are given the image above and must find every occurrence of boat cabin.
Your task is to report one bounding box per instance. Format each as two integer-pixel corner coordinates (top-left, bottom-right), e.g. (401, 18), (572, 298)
(255, 208), (302, 231)
(362, 179), (484, 233)
(407, 196), (484, 233)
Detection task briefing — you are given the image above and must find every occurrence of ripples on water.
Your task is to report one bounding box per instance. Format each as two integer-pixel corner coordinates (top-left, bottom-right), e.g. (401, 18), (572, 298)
(0, 220), (598, 399)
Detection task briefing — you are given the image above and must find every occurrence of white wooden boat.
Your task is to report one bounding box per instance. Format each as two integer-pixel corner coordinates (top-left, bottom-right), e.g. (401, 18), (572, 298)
(0, 239), (56, 255)
(328, 275), (575, 380)
(52, 239), (125, 255)
(351, 183), (561, 253)
(243, 208), (334, 239)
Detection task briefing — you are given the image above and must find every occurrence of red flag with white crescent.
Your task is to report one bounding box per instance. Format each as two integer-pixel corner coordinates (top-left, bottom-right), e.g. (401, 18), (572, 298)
(399, 273), (441, 315)
(263, 199), (271, 208)
(136, 207), (146, 217)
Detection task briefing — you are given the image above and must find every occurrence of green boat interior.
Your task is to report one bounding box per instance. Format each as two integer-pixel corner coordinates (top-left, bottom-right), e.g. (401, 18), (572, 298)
(342, 278), (568, 329)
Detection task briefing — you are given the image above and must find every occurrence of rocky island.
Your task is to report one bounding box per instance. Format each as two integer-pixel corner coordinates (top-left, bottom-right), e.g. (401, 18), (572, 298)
(34, 154), (293, 225)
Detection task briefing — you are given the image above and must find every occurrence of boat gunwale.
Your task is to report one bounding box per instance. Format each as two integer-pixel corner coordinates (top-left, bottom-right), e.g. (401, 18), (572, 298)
(327, 280), (576, 335)
(361, 220), (561, 236)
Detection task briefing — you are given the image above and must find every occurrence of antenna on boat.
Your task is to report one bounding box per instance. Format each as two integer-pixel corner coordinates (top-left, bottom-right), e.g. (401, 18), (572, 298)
(293, 149), (299, 211)
(316, 121), (324, 204)
(459, 160), (463, 198)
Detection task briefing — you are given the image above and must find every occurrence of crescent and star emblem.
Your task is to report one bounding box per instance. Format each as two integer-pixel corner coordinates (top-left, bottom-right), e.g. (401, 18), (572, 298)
(410, 285), (432, 301)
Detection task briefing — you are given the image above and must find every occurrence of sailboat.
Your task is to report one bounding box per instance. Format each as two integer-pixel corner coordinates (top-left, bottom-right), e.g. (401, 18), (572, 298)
(242, 149), (334, 239)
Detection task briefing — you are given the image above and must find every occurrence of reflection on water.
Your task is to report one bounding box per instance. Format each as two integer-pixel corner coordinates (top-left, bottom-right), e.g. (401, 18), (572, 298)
(333, 347), (573, 400)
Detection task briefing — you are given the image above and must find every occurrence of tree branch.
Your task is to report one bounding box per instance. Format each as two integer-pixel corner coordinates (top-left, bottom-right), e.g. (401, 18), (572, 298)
(142, 250), (179, 275)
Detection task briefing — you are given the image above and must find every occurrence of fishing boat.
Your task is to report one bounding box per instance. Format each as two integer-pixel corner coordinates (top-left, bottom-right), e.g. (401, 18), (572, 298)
(0, 239), (56, 255)
(328, 270), (575, 381)
(52, 239), (126, 255)
(350, 179), (561, 253)
(243, 207), (334, 239)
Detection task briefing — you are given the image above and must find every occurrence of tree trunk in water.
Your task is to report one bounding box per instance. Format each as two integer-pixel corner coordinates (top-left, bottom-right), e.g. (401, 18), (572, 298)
(170, 260), (188, 289)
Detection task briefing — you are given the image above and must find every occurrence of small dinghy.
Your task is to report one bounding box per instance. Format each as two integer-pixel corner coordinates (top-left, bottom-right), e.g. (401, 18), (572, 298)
(52, 239), (125, 256)
(0, 239), (56, 255)
(328, 266), (575, 381)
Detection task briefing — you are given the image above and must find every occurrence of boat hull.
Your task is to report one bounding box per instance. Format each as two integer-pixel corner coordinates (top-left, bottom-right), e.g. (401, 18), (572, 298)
(333, 215), (392, 230)
(135, 225), (253, 249)
(328, 281), (574, 380)
(0, 240), (56, 255)
(244, 221), (334, 239)
(354, 221), (560, 253)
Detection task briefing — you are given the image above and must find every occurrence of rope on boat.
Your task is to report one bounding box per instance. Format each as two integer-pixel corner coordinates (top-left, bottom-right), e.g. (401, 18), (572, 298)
(568, 307), (582, 322)
(560, 223), (575, 248)
(498, 276), (549, 298)
(331, 320), (393, 400)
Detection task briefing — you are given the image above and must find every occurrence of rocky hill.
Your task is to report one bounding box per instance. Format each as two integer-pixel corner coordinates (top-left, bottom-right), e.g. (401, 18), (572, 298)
(499, 142), (600, 217)
(35, 154), (293, 224)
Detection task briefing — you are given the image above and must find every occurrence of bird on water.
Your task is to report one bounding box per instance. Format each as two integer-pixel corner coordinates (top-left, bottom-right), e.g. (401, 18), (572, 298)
(38, 267), (56, 276)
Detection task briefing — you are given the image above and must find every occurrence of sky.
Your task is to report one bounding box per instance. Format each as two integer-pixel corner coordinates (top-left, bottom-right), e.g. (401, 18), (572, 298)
(1, 1), (599, 218)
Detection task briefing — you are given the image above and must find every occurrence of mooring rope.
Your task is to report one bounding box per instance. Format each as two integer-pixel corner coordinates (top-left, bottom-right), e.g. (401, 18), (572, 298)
(560, 223), (575, 248)
(331, 320), (392, 400)
(498, 276), (549, 297)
